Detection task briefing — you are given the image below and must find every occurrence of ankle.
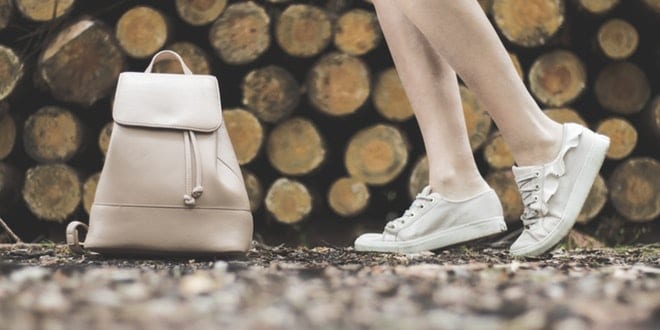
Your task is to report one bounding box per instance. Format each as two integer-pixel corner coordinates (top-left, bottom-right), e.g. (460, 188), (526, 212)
(429, 173), (490, 201)
(511, 123), (564, 166)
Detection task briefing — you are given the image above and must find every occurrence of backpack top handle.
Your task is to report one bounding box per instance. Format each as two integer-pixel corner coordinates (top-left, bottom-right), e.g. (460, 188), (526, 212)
(144, 50), (193, 75)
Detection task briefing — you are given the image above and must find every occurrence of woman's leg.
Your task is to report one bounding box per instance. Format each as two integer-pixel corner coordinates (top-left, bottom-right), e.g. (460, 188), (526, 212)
(371, 0), (489, 201)
(353, 0), (508, 253)
(390, 0), (564, 167)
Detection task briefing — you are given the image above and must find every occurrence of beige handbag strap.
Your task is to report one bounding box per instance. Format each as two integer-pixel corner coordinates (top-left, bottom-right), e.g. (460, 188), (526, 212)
(66, 221), (90, 255)
(144, 50), (193, 75)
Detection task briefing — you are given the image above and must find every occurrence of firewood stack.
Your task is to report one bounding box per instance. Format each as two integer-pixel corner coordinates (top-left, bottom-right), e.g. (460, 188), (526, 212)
(0, 0), (657, 246)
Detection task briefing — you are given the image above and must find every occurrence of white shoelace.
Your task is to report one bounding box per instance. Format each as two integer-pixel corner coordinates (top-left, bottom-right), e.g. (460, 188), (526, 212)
(386, 193), (434, 230)
(515, 170), (548, 228)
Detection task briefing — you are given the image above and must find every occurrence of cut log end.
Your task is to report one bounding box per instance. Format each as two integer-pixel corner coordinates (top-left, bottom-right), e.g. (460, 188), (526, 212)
(22, 164), (81, 222)
(529, 50), (586, 107)
(116, 6), (169, 59)
(328, 177), (370, 217)
(275, 4), (332, 58)
(493, 0), (565, 47)
(83, 172), (101, 215)
(15, 0), (75, 22)
(209, 1), (270, 65)
(267, 117), (326, 176)
(408, 156), (429, 200)
(460, 85), (492, 151)
(0, 110), (16, 159)
(153, 42), (211, 75)
(242, 169), (263, 212)
(608, 157), (660, 222)
(223, 108), (264, 165)
(23, 106), (85, 164)
(265, 178), (312, 225)
(175, 0), (227, 26)
(596, 117), (638, 160)
(543, 108), (587, 126)
(334, 9), (381, 56)
(307, 52), (371, 116)
(483, 133), (514, 170)
(372, 67), (414, 122)
(576, 174), (608, 224)
(345, 124), (409, 186)
(98, 122), (113, 157)
(0, 45), (24, 101)
(597, 19), (638, 60)
(486, 169), (523, 224)
(242, 65), (300, 123)
(39, 18), (125, 106)
(595, 62), (650, 115)
(578, 0), (620, 14)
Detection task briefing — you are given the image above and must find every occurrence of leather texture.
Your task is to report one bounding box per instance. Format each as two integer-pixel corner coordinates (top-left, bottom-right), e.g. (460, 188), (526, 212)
(67, 50), (253, 255)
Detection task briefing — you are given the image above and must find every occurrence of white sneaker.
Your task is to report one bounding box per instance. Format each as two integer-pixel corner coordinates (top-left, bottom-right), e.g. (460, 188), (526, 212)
(510, 123), (610, 257)
(354, 186), (508, 253)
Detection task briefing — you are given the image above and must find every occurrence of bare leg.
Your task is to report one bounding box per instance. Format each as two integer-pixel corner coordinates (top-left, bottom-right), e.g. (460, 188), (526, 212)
(391, 0), (563, 166)
(372, 0), (489, 200)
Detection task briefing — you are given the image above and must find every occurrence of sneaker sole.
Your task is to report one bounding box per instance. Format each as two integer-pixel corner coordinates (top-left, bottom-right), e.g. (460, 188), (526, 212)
(510, 130), (610, 257)
(354, 216), (508, 254)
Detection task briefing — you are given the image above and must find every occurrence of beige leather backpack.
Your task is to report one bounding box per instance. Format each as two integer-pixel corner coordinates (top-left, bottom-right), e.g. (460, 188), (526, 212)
(66, 50), (253, 256)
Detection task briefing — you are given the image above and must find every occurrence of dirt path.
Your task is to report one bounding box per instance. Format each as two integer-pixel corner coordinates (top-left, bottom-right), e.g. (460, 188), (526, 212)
(1, 243), (658, 330)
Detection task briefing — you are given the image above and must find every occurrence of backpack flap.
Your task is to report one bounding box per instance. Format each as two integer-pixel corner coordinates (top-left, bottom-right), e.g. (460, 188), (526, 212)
(112, 72), (222, 132)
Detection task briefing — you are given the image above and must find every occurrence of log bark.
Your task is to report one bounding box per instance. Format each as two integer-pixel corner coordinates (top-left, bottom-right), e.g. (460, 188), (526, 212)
(345, 124), (409, 186)
(307, 52), (371, 117)
(242, 169), (263, 212)
(0, 0), (12, 30)
(483, 132), (514, 170)
(241, 65), (301, 123)
(0, 162), (21, 214)
(267, 117), (326, 176)
(576, 174), (607, 224)
(595, 62), (650, 115)
(116, 6), (169, 59)
(98, 121), (113, 157)
(597, 19), (638, 60)
(596, 117), (638, 160)
(265, 177), (312, 224)
(608, 157), (660, 222)
(223, 108), (264, 165)
(485, 169), (523, 224)
(82, 172), (100, 215)
(0, 45), (23, 102)
(23, 106), (85, 164)
(275, 4), (332, 58)
(372, 67), (414, 122)
(492, 0), (565, 47)
(15, 0), (74, 22)
(577, 0), (619, 15)
(460, 85), (492, 151)
(209, 1), (270, 65)
(0, 110), (16, 160)
(543, 108), (587, 126)
(334, 9), (381, 56)
(153, 42), (210, 75)
(22, 163), (81, 222)
(328, 177), (370, 217)
(529, 50), (586, 107)
(175, 0), (227, 26)
(38, 18), (125, 106)
(408, 155), (428, 200)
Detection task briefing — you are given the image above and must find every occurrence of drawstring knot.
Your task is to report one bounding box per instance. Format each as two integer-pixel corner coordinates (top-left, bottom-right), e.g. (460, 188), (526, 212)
(183, 130), (204, 207)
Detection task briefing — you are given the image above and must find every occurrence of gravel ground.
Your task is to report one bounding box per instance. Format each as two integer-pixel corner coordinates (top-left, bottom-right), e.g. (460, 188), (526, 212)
(0, 242), (658, 330)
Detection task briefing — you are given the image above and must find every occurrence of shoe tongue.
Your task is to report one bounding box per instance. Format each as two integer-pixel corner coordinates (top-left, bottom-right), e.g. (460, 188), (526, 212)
(511, 165), (540, 178)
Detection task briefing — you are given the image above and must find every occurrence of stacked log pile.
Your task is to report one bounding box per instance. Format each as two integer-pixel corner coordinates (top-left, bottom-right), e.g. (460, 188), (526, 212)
(0, 0), (657, 246)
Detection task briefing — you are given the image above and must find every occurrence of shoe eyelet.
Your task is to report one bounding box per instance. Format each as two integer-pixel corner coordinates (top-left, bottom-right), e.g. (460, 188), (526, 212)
(533, 196), (539, 201)
(535, 184), (540, 190)
(535, 172), (540, 177)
